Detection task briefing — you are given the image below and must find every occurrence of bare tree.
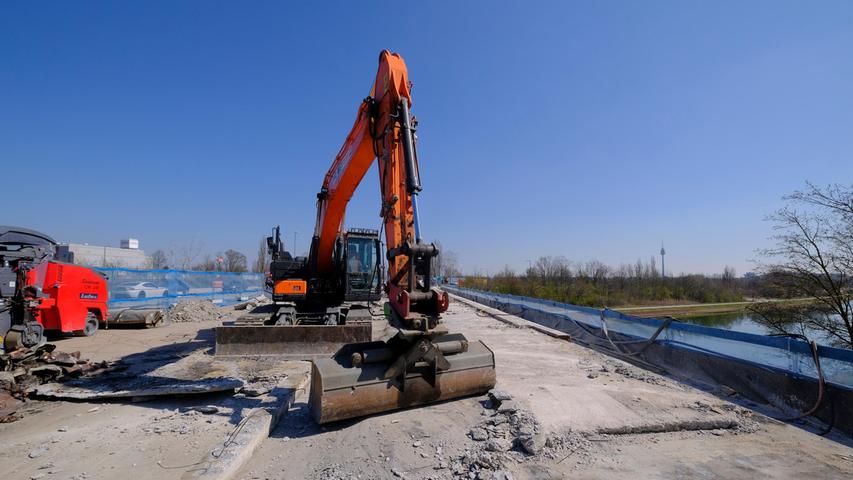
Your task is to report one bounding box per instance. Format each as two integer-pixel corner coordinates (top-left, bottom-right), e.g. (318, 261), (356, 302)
(531, 256), (571, 281)
(722, 266), (736, 287)
(224, 249), (248, 273)
(177, 239), (203, 270)
(431, 240), (444, 278)
(151, 249), (169, 269)
(755, 182), (853, 348)
(253, 237), (269, 274)
(440, 250), (461, 278)
(580, 260), (609, 285)
(193, 254), (217, 272)
(429, 241), (462, 278)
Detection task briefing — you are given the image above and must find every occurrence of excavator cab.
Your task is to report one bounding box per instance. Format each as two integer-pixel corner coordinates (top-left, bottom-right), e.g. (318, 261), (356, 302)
(342, 229), (382, 301)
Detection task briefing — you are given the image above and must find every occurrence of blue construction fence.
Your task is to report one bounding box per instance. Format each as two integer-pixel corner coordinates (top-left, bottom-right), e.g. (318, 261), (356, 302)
(94, 267), (264, 310)
(444, 285), (853, 390)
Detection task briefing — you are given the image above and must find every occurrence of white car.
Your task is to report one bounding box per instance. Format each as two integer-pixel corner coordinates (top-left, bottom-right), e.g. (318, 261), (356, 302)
(112, 281), (169, 299)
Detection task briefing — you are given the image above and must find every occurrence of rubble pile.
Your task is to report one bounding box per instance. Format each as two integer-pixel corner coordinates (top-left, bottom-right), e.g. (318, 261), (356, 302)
(0, 344), (107, 423)
(448, 389), (592, 479)
(234, 295), (271, 311)
(168, 299), (224, 323)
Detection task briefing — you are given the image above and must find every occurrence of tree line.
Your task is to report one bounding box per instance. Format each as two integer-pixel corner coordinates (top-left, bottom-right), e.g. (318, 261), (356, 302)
(463, 256), (751, 308)
(149, 246), (249, 273)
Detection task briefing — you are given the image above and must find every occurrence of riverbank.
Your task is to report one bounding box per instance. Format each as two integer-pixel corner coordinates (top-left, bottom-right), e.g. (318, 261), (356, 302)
(616, 298), (814, 319)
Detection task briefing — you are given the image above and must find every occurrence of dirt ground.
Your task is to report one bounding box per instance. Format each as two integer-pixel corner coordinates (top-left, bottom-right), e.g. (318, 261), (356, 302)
(2, 299), (852, 480)
(236, 301), (853, 480)
(0, 305), (308, 480)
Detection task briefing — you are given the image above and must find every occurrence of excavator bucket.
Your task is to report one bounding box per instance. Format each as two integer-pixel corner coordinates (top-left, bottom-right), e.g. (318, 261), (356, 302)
(310, 333), (496, 424)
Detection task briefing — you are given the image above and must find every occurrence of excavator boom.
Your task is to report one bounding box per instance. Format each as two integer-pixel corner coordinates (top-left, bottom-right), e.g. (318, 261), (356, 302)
(310, 51), (442, 324)
(309, 51), (496, 423)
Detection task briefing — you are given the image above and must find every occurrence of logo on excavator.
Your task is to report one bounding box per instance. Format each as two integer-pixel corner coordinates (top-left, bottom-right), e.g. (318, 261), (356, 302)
(330, 142), (356, 188)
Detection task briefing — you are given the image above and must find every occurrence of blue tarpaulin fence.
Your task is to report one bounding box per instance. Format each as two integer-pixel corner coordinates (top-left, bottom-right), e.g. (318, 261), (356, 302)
(444, 285), (853, 389)
(94, 267), (264, 310)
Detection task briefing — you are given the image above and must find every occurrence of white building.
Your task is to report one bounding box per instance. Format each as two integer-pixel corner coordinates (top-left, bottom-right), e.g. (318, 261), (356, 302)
(56, 238), (151, 269)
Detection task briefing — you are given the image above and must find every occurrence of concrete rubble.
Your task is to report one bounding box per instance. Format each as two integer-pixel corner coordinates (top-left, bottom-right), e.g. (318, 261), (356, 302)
(233, 295), (271, 311)
(169, 298), (225, 323)
(1, 343), (109, 423)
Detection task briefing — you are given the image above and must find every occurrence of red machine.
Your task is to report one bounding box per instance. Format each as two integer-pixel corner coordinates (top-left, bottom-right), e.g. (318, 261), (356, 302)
(1, 226), (107, 352)
(23, 261), (107, 337)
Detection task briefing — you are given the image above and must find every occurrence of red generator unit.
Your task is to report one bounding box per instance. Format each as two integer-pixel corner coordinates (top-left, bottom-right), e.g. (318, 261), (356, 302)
(2, 226), (108, 352)
(25, 260), (108, 338)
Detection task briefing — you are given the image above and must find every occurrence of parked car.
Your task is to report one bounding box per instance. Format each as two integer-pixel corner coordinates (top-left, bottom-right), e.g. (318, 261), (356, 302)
(111, 281), (169, 299)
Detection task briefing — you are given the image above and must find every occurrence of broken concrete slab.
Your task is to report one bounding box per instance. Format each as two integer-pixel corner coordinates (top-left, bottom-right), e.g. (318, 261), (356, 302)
(32, 377), (244, 400)
(517, 434), (544, 455)
(488, 389), (512, 406)
(496, 400), (519, 414)
(470, 427), (489, 441)
(30, 350), (251, 400)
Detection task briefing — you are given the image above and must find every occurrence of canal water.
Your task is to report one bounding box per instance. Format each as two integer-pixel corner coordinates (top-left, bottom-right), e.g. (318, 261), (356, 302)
(684, 311), (837, 347)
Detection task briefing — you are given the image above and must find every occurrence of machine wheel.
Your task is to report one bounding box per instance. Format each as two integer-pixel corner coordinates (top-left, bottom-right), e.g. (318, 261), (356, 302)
(3, 329), (23, 351)
(5, 323), (46, 350)
(73, 312), (99, 337)
(162, 290), (170, 297)
(138, 291), (146, 299)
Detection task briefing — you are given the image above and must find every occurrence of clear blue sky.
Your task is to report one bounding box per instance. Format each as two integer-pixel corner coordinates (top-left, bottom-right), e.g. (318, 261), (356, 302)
(3, 1), (852, 275)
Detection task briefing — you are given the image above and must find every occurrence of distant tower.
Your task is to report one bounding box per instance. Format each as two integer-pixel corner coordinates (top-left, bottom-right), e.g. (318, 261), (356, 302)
(660, 243), (666, 278)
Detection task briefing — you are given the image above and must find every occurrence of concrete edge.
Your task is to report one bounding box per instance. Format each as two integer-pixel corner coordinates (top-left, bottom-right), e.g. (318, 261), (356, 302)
(181, 372), (311, 480)
(449, 294), (571, 340)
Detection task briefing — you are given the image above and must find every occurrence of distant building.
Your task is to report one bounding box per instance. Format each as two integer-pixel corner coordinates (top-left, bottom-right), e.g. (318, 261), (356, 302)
(56, 238), (151, 269)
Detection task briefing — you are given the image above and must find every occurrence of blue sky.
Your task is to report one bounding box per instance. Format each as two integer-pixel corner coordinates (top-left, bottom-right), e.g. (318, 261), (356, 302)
(2, 1), (852, 275)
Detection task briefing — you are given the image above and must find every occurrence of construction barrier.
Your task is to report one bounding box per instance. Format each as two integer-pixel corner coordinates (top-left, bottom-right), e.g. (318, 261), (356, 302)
(94, 267), (264, 310)
(445, 285), (853, 436)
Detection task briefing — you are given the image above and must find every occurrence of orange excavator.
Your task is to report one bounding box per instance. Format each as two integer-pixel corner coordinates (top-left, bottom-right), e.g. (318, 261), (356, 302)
(218, 51), (496, 423)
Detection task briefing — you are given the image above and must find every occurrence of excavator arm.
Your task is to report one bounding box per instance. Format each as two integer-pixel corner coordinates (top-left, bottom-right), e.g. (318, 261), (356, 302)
(310, 50), (448, 329)
(308, 51), (496, 424)
(217, 52), (494, 423)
